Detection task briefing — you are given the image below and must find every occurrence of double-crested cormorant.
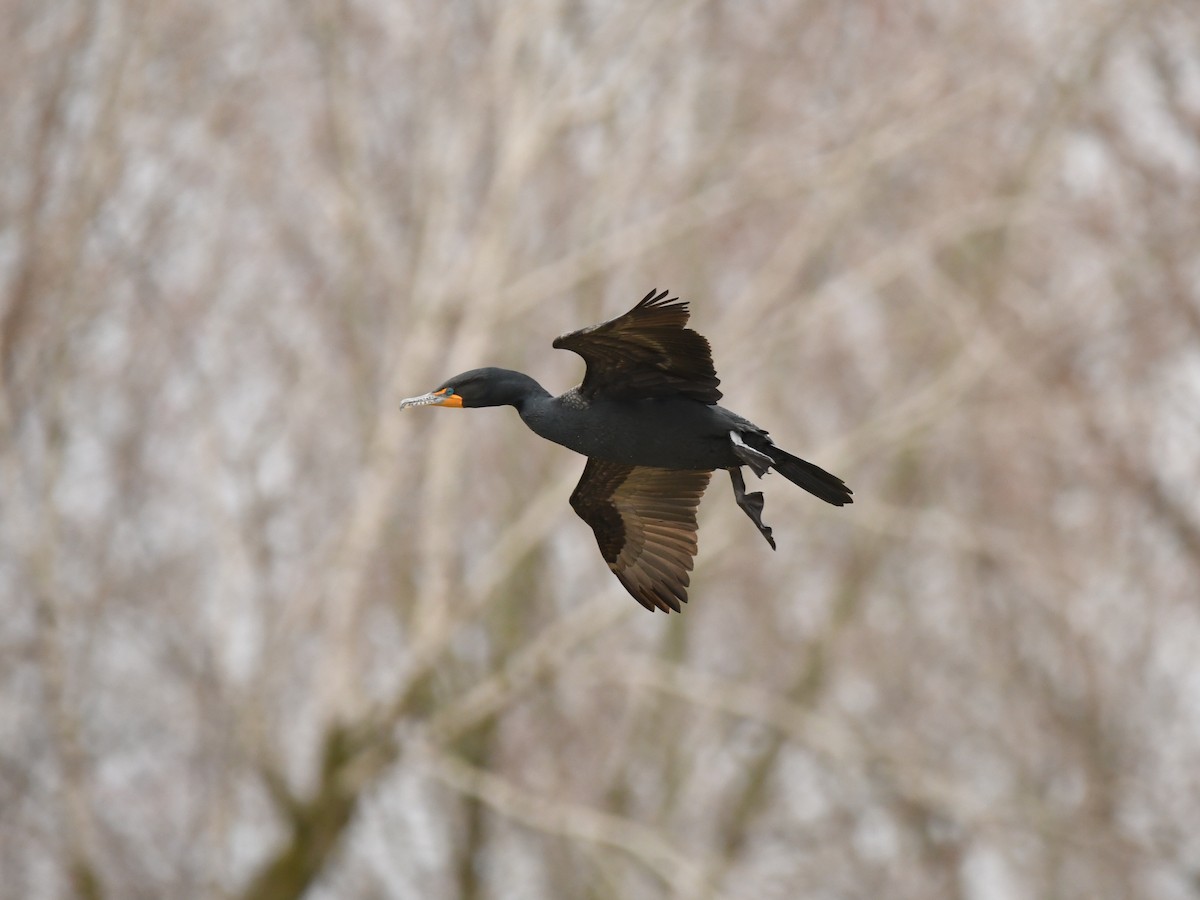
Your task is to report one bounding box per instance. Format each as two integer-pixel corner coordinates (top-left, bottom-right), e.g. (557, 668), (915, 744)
(400, 289), (852, 613)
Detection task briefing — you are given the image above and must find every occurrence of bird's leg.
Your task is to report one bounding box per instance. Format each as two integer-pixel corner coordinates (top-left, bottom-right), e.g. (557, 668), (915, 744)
(729, 431), (773, 477)
(728, 467), (775, 550)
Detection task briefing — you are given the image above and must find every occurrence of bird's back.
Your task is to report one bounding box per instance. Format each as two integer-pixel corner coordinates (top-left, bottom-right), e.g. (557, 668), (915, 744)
(518, 391), (746, 470)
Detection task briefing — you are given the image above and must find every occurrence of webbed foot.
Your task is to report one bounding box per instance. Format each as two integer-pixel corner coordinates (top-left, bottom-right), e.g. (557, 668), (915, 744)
(729, 466), (775, 549)
(730, 431), (773, 477)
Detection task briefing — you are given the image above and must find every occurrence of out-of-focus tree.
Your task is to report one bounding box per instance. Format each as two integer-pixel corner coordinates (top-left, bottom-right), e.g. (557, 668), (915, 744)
(3, 1), (1199, 898)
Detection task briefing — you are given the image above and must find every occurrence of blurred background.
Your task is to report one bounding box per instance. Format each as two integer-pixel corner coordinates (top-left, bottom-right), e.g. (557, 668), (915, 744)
(4, 1), (1200, 898)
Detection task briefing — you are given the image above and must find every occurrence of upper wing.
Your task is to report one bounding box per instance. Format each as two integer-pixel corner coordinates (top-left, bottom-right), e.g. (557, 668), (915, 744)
(569, 458), (712, 613)
(552, 289), (722, 403)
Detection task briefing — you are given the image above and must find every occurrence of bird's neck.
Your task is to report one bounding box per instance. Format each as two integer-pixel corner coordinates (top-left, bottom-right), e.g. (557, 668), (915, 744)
(493, 369), (551, 411)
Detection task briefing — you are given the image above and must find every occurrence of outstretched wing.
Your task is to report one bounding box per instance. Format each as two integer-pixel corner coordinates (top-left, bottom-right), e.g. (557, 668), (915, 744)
(569, 458), (712, 613)
(552, 289), (722, 403)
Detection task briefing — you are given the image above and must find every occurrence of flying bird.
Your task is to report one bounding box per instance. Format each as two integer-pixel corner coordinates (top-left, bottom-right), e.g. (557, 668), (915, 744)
(400, 290), (852, 612)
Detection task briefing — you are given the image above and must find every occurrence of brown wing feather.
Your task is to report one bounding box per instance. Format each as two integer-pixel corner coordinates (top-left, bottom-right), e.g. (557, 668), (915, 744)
(552, 289), (722, 403)
(569, 459), (712, 613)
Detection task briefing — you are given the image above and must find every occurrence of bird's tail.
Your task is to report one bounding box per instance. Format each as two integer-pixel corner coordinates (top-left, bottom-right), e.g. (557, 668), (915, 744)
(742, 434), (853, 507)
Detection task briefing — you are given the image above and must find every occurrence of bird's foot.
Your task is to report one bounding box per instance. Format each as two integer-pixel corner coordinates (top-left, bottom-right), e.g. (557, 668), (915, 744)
(729, 431), (773, 478)
(729, 467), (776, 550)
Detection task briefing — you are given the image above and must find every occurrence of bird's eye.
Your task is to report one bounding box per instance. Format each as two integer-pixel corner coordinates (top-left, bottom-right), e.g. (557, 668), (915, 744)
(444, 388), (455, 396)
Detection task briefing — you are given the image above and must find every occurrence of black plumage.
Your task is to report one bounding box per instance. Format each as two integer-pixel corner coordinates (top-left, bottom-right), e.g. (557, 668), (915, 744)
(400, 289), (852, 612)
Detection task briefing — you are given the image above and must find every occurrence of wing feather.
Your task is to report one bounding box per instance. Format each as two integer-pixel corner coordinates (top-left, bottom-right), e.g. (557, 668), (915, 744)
(569, 459), (711, 613)
(552, 289), (722, 403)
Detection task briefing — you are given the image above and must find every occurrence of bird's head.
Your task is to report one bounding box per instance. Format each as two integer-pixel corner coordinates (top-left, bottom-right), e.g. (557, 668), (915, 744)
(399, 367), (544, 410)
